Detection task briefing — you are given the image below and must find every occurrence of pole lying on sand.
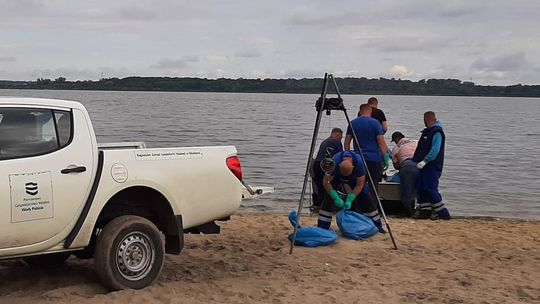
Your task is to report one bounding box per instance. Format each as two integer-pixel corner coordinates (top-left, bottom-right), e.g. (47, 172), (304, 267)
(289, 74), (398, 255)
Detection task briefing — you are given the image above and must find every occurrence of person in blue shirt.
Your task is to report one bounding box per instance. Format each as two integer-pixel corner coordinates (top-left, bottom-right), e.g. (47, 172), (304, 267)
(311, 128), (343, 208)
(411, 111), (451, 220)
(344, 103), (390, 191)
(318, 151), (384, 232)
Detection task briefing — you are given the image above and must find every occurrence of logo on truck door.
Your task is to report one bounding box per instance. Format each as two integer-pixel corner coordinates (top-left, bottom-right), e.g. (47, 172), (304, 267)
(25, 182), (38, 195)
(9, 172), (54, 223)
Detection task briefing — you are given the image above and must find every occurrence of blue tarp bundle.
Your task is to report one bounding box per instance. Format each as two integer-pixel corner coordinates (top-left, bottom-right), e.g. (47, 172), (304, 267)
(287, 211), (338, 247)
(336, 209), (378, 240)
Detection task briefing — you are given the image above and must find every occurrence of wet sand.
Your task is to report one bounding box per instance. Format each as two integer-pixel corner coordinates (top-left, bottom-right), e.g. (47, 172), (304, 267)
(0, 212), (539, 304)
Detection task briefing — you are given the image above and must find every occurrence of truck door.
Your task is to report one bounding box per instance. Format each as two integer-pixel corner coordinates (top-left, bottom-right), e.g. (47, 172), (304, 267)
(0, 107), (95, 250)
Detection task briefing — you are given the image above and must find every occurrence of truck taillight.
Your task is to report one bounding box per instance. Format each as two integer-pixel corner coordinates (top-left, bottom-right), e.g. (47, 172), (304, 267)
(226, 156), (243, 181)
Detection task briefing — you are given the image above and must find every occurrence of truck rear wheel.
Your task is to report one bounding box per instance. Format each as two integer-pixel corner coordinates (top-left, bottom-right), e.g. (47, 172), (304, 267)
(94, 215), (164, 290)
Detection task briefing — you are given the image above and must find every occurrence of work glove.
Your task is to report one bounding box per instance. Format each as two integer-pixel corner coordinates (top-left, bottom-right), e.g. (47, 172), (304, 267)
(383, 153), (390, 170)
(344, 193), (356, 209)
(328, 190), (344, 208)
(416, 160), (427, 169)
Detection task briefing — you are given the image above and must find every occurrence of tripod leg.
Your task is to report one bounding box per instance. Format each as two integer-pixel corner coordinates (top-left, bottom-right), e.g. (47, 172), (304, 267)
(289, 73), (329, 254)
(343, 110), (398, 250)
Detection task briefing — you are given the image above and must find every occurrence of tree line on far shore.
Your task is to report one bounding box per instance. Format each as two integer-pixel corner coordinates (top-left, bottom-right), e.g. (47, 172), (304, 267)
(1, 76), (539, 97)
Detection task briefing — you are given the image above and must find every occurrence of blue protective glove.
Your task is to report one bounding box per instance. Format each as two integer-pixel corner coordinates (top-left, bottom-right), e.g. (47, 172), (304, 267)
(328, 190), (344, 208)
(383, 153), (390, 170)
(344, 193), (356, 209)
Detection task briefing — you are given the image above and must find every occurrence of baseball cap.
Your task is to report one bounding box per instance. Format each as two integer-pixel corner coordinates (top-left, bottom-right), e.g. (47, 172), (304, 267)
(391, 131), (404, 143)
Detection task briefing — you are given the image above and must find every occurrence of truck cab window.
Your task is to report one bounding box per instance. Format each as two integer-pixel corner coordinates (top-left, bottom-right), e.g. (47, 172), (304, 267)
(0, 108), (59, 160)
(54, 111), (72, 147)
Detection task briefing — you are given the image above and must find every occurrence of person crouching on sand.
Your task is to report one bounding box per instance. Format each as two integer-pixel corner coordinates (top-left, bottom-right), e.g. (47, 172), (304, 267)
(319, 151), (385, 233)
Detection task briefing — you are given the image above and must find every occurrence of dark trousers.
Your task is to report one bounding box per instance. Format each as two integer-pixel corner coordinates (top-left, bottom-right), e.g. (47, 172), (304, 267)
(399, 160), (419, 210)
(366, 161), (383, 191)
(317, 183), (381, 229)
(310, 161), (325, 207)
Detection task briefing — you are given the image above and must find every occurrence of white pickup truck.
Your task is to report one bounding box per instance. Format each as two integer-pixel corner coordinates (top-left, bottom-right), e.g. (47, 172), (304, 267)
(0, 97), (247, 290)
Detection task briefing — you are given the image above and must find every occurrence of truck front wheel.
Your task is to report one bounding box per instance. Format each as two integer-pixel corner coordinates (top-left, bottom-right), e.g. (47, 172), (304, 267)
(94, 215), (164, 290)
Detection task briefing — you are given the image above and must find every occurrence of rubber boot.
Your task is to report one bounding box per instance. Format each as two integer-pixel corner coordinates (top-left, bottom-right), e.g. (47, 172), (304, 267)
(317, 220), (331, 229)
(431, 208), (451, 220)
(374, 219), (386, 234)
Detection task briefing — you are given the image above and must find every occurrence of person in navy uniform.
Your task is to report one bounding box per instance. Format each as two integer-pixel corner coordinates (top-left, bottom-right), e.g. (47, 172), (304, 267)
(318, 151), (384, 232)
(412, 111), (451, 220)
(311, 128), (343, 208)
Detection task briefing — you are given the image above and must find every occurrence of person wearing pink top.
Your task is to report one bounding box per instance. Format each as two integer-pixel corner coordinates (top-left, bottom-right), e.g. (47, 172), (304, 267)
(391, 132), (418, 169)
(390, 131), (419, 213)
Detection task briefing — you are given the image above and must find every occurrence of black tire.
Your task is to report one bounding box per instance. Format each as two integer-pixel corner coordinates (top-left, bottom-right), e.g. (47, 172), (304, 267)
(23, 252), (71, 267)
(94, 215), (164, 290)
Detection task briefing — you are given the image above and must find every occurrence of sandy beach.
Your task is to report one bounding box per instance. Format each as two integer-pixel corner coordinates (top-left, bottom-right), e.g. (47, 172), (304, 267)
(0, 212), (538, 304)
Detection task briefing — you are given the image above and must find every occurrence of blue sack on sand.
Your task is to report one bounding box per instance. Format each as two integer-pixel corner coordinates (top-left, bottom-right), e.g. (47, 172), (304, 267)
(287, 211), (338, 247)
(336, 209), (378, 240)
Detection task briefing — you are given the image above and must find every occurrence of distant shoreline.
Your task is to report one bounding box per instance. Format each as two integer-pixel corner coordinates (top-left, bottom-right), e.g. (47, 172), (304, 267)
(2, 76), (540, 97)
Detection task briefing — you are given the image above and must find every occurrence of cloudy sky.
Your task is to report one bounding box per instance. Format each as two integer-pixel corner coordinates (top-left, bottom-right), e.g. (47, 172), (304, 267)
(1, 0), (539, 85)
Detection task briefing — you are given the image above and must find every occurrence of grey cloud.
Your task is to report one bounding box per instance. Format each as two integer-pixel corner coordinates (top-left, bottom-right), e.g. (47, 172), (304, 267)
(234, 50), (261, 58)
(471, 53), (528, 72)
(364, 31), (488, 54)
(424, 1), (480, 18)
(414, 64), (464, 80)
(287, 10), (364, 27)
(0, 1), (194, 30)
(281, 69), (327, 79)
(364, 36), (451, 53)
(116, 6), (157, 20)
(464, 49), (487, 57)
(0, 56), (16, 62)
(151, 58), (187, 69)
(31, 67), (101, 80)
(109, 1), (224, 23)
(285, 1), (480, 29)
(182, 55), (199, 63)
(29, 66), (148, 80)
(0, 0), (45, 15)
(386, 0), (482, 21)
(472, 70), (507, 83)
(0, 1), (539, 84)
(438, 5), (476, 18)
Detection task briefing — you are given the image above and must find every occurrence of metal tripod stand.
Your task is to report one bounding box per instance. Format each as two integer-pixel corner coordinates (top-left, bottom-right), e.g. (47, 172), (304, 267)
(289, 73), (398, 254)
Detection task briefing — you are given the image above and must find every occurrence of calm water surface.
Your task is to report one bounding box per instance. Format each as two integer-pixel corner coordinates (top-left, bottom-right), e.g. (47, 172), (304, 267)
(2, 89), (539, 219)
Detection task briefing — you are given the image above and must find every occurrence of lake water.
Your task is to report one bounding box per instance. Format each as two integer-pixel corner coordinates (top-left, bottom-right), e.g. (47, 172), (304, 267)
(2, 89), (539, 219)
